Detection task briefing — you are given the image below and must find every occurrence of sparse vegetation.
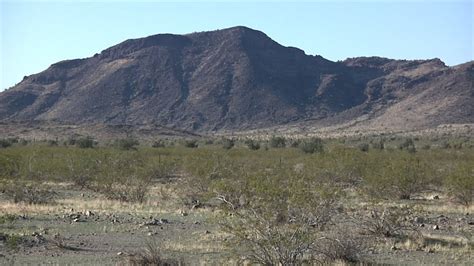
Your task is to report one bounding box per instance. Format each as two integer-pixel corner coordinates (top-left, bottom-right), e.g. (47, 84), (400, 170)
(298, 137), (323, 154)
(269, 136), (286, 148)
(0, 135), (472, 264)
(445, 162), (473, 206)
(124, 239), (181, 266)
(221, 138), (234, 150)
(244, 139), (260, 150)
(76, 136), (95, 148)
(114, 138), (140, 150)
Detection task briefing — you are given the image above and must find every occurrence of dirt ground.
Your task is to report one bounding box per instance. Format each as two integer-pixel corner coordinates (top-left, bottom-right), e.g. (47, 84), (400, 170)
(1, 180), (473, 265)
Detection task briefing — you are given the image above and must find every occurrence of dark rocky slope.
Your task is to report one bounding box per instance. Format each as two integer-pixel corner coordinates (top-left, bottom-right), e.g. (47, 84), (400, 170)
(1, 26), (472, 132)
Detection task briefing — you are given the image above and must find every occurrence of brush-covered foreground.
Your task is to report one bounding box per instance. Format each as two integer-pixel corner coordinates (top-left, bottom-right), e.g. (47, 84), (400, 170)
(0, 136), (473, 265)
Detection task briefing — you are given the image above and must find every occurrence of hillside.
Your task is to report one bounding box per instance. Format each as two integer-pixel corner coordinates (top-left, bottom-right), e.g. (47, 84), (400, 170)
(1, 26), (473, 134)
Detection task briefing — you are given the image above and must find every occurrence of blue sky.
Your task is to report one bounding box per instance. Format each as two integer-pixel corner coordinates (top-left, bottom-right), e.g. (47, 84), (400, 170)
(1, 1), (472, 91)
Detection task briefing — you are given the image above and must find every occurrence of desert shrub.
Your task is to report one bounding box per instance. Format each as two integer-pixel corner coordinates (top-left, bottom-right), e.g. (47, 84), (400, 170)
(0, 214), (16, 225)
(76, 137), (95, 148)
(421, 144), (431, 150)
(66, 154), (100, 189)
(290, 139), (301, 148)
(183, 139), (198, 148)
(440, 141), (451, 149)
(269, 136), (286, 148)
(221, 138), (235, 150)
(445, 162), (473, 206)
(47, 139), (58, 146)
(123, 239), (181, 266)
(89, 153), (159, 203)
(399, 138), (416, 153)
(358, 143), (369, 152)
(2, 181), (56, 204)
(4, 234), (23, 250)
(65, 137), (77, 146)
(114, 138), (139, 150)
(308, 147), (367, 187)
(0, 139), (13, 148)
(371, 139), (384, 150)
(316, 234), (367, 263)
(98, 176), (151, 203)
(151, 140), (166, 148)
(363, 153), (433, 200)
(353, 206), (418, 238)
(299, 137), (323, 154)
(220, 185), (362, 265)
(244, 139), (260, 150)
(0, 154), (21, 179)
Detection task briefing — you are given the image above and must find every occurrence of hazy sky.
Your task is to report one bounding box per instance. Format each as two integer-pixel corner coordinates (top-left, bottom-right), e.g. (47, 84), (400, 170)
(1, 0), (472, 91)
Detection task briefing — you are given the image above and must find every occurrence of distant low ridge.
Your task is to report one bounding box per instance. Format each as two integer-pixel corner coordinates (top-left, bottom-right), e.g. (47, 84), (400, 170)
(1, 26), (473, 133)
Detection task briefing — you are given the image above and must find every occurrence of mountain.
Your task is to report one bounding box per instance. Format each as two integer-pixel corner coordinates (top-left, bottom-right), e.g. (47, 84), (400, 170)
(1, 26), (473, 134)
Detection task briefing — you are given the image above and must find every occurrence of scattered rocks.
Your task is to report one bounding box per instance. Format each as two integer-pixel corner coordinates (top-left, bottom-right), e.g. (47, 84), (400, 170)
(85, 210), (94, 217)
(432, 195), (440, 200)
(142, 218), (169, 226)
(180, 210), (188, 216)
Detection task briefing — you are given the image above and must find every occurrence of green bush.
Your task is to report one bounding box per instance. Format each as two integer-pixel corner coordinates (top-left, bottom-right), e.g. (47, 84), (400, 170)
(183, 139), (198, 148)
(222, 138), (235, 150)
(399, 138), (416, 153)
(3, 181), (56, 204)
(371, 139), (384, 150)
(363, 153), (432, 200)
(114, 138), (139, 150)
(358, 143), (369, 152)
(269, 136), (286, 148)
(76, 137), (95, 148)
(244, 139), (260, 150)
(299, 137), (323, 154)
(445, 162), (473, 206)
(151, 140), (166, 148)
(47, 139), (58, 146)
(0, 139), (13, 148)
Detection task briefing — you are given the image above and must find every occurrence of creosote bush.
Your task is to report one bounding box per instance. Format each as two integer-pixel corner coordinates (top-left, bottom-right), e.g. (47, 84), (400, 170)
(2, 181), (56, 204)
(269, 136), (286, 148)
(445, 162), (473, 206)
(299, 137), (323, 154)
(0, 139), (13, 148)
(76, 137), (95, 148)
(183, 139), (198, 148)
(114, 138), (140, 150)
(123, 239), (181, 266)
(221, 138), (235, 150)
(152, 140), (166, 148)
(244, 139), (260, 150)
(363, 152), (433, 200)
(354, 206), (418, 238)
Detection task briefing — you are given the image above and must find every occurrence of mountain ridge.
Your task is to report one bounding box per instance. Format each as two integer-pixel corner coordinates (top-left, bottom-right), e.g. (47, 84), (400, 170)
(1, 26), (473, 133)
